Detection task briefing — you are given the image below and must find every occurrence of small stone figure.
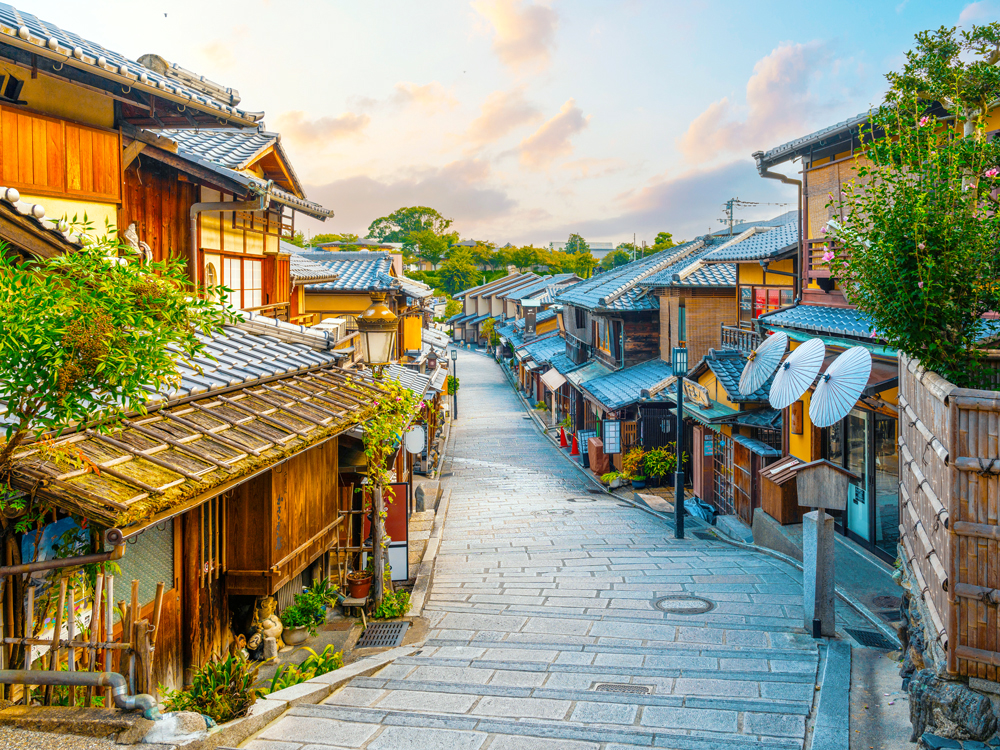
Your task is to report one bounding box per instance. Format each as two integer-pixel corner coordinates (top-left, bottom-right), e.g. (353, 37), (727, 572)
(256, 596), (284, 648)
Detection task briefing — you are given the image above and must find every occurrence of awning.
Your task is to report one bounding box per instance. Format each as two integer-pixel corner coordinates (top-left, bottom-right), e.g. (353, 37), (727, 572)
(732, 433), (782, 457)
(566, 360), (613, 388)
(525, 361), (541, 371)
(541, 368), (567, 391)
(665, 398), (739, 425)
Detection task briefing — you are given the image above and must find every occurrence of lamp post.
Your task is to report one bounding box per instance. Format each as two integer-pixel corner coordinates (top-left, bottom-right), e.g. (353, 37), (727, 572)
(450, 347), (458, 420)
(674, 376), (685, 540)
(356, 292), (399, 607)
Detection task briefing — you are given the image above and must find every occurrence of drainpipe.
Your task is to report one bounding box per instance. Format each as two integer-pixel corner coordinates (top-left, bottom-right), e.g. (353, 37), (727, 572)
(188, 181), (273, 285)
(752, 151), (803, 300)
(0, 670), (160, 720)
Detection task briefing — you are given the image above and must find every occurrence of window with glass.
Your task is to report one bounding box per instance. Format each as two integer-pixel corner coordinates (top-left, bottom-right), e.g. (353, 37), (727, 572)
(742, 286), (794, 323)
(678, 303), (687, 347)
(244, 259), (263, 309)
(223, 256), (241, 308)
(712, 432), (734, 516)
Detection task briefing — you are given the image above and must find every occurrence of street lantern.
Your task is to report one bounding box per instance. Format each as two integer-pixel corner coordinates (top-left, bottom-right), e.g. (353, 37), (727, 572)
(450, 347), (458, 362)
(449, 347), (458, 420)
(356, 292), (398, 366)
(426, 349), (438, 371)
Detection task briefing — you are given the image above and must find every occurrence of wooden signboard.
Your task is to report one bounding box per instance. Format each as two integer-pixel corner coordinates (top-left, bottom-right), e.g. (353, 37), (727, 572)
(683, 379), (711, 409)
(790, 401), (804, 435)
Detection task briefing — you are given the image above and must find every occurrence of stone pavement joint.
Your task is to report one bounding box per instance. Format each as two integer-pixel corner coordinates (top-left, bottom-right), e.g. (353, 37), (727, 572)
(253, 350), (852, 750)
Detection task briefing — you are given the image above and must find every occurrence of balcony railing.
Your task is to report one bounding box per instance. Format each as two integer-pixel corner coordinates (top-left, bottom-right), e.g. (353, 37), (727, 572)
(805, 238), (845, 279)
(720, 325), (761, 354)
(244, 301), (290, 321)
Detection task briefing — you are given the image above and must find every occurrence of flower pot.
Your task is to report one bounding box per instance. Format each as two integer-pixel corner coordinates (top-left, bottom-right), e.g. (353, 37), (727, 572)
(631, 478), (646, 490)
(284, 626), (308, 646)
(348, 575), (372, 599)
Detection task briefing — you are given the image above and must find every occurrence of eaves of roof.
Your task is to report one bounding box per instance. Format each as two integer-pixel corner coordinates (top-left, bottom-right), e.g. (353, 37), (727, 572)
(703, 222), (798, 264)
(578, 357), (675, 411)
(755, 114), (870, 170)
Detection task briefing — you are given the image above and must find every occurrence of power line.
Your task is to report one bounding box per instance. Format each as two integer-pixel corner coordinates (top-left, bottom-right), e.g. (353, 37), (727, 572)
(719, 197), (792, 235)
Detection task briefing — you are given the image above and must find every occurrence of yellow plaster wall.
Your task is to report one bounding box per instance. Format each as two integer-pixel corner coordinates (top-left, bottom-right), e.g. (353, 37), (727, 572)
(788, 389), (815, 462)
(304, 293), (374, 315)
(695, 370), (738, 410)
(23, 193), (116, 233)
(18, 74), (114, 129)
(737, 259), (795, 286)
(536, 317), (558, 336)
(402, 315), (422, 351)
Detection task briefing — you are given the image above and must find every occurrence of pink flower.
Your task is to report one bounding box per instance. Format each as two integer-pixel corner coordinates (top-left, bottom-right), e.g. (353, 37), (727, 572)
(917, 243), (925, 250)
(986, 167), (999, 179)
(820, 225), (828, 234)
(919, 116), (931, 127)
(870, 331), (877, 338)
(918, 281), (924, 288)
(822, 251), (835, 262)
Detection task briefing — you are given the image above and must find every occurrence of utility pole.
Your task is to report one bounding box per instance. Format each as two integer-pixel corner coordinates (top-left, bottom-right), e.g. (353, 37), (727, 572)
(674, 376), (685, 540)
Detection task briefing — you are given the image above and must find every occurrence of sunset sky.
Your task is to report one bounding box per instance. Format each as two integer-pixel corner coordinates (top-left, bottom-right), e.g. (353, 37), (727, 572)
(29, 0), (996, 244)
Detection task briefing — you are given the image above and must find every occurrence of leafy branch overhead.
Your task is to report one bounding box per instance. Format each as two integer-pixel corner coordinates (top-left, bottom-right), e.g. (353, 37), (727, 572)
(828, 22), (1000, 387)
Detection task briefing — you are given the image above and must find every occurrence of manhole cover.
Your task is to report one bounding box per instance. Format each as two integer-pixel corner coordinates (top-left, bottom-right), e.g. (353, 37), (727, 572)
(845, 628), (898, 651)
(871, 595), (901, 609)
(565, 497), (597, 503)
(653, 595), (716, 615)
(357, 621), (409, 648)
(595, 683), (651, 695)
(532, 509), (574, 516)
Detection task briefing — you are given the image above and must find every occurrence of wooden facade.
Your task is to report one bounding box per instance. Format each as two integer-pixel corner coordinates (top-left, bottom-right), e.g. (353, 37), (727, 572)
(119, 156), (196, 264)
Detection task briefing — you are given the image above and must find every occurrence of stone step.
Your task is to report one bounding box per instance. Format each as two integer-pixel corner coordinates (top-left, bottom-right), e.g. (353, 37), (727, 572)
(388, 655), (818, 683)
(280, 702), (804, 750)
(422, 637), (819, 661)
(342, 675), (813, 715)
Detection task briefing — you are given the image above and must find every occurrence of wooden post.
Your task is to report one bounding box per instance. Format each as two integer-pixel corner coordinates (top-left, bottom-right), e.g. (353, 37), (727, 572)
(372, 486), (385, 607)
(151, 582), (164, 644)
(134, 620), (153, 698)
(66, 586), (75, 707)
(43, 578), (67, 705)
(104, 575), (113, 709)
(86, 573), (103, 707)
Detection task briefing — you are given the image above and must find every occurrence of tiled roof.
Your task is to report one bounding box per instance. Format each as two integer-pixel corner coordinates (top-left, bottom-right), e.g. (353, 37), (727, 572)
(521, 334), (566, 365)
(675, 263), (735, 287)
(734, 408), (782, 429)
(732, 433), (782, 457)
(556, 243), (707, 312)
(548, 352), (584, 376)
(0, 4), (261, 127)
(705, 222), (798, 262)
(515, 308), (557, 329)
(566, 359), (613, 388)
(701, 349), (772, 402)
(757, 113), (870, 168)
(501, 274), (578, 301)
(298, 251), (396, 293)
(579, 358), (675, 411)
(760, 304), (881, 341)
(708, 210), (800, 237)
(396, 276), (434, 299)
(169, 129), (276, 170)
(161, 131), (332, 219)
(0, 186), (86, 250)
(634, 240), (729, 288)
(384, 363), (433, 396)
(289, 254), (340, 285)
(454, 273), (536, 299)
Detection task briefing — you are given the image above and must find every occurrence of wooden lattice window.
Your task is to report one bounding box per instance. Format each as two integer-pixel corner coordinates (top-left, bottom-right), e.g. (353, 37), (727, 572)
(200, 494), (228, 587)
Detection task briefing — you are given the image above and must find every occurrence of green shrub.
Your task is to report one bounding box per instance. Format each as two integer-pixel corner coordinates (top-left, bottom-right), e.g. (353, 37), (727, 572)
(268, 645), (344, 693)
(161, 652), (264, 724)
(373, 588), (411, 619)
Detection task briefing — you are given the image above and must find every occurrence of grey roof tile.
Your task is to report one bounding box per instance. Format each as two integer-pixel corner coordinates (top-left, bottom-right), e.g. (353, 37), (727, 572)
(732, 433), (782, 457)
(701, 349), (772, 402)
(298, 251), (396, 292)
(635, 239), (731, 288)
(760, 304), (881, 341)
(704, 222), (798, 262)
(579, 358), (675, 410)
(520, 334), (565, 365)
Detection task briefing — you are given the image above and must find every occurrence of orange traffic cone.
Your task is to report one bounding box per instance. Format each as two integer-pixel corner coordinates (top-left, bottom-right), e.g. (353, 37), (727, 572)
(570, 434), (580, 456)
(559, 427), (568, 448)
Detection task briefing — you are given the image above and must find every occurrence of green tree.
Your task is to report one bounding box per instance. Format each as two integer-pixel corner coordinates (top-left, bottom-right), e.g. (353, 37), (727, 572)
(510, 246), (540, 272)
(488, 247), (510, 271)
(830, 23), (1000, 387)
(367, 207), (452, 244)
(470, 242), (495, 269)
(445, 299), (462, 318)
(574, 251), (597, 279)
(0, 232), (236, 527)
(601, 250), (631, 270)
(565, 233), (590, 254)
(480, 317), (497, 345)
(652, 231), (675, 253)
(410, 229), (449, 269)
(310, 233), (360, 247)
(439, 250), (478, 295)
(286, 231), (307, 248)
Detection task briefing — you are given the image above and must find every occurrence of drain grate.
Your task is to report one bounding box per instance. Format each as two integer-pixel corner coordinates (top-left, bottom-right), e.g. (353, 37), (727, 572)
(845, 628), (898, 651)
(595, 683), (651, 695)
(531, 509), (574, 516)
(654, 595), (716, 615)
(357, 621), (409, 648)
(872, 595), (902, 609)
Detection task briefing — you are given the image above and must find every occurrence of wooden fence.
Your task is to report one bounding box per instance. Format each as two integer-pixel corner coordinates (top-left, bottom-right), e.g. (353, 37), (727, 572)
(900, 353), (1000, 680)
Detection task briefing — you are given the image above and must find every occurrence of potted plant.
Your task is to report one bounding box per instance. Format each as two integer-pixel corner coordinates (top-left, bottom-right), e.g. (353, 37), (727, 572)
(644, 447), (676, 488)
(279, 603), (312, 645)
(347, 563), (373, 599)
(600, 471), (622, 489)
(622, 447), (647, 489)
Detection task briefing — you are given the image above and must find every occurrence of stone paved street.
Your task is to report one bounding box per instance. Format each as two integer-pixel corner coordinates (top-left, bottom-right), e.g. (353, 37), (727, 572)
(253, 350), (867, 749)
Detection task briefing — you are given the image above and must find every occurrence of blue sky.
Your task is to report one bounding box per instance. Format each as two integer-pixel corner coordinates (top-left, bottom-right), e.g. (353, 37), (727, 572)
(25, 0), (996, 244)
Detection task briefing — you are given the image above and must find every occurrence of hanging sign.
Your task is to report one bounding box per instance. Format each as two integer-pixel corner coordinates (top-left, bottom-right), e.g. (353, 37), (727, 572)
(404, 425), (426, 454)
(683, 379), (711, 409)
(602, 420), (622, 454)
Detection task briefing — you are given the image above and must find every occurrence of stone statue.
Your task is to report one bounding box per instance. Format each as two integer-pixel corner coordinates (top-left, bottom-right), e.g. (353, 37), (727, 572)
(123, 222), (153, 264)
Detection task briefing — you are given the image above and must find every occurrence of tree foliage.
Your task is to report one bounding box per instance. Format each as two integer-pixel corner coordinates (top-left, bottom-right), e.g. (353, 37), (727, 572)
(509, 246), (540, 272)
(367, 206), (453, 244)
(574, 251), (597, 279)
(409, 229), (449, 269)
(439, 250), (479, 294)
(652, 232), (676, 252)
(601, 250), (631, 270)
(0, 232), (236, 525)
(565, 233), (589, 254)
(829, 23), (1000, 387)
(444, 299), (462, 318)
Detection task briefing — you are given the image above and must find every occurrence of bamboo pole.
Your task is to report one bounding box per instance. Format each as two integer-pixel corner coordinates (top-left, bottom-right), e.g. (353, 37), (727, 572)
(151, 583), (164, 645)
(66, 587), (75, 707)
(86, 573), (103, 707)
(43, 578), (67, 705)
(104, 576), (113, 709)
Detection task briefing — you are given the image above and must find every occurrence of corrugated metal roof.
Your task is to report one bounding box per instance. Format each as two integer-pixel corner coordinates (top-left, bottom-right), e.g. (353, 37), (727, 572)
(704, 222), (798, 262)
(566, 359), (613, 388)
(579, 358), (674, 411)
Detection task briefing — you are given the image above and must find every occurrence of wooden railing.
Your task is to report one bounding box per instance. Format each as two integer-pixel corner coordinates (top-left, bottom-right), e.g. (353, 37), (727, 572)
(720, 325), (761, 353)
(244, 301), (291, 321)
(290, 313), (317, 326)
(333, 331), (363, 365)
(805, 238), (845, 279)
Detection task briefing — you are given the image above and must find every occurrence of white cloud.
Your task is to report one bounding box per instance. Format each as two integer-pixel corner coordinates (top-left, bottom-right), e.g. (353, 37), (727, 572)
(959, 1), (997, 24)
(273, 111), (370, 147)
(678, 41), (832, 164)
(517, 99), (590, 170)
(472, 0), (558, 73)
(464, 87), (543, 149)
(391, 81), (458, 112)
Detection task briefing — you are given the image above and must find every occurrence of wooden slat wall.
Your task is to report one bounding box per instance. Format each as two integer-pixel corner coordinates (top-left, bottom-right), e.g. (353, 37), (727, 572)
(900, 353), (1000, 679)
(0, 106), (119, 203)
(120, 161), (196, 264)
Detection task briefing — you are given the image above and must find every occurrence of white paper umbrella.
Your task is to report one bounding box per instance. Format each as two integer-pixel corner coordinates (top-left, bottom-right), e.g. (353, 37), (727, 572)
(769, 338), (826, 410)
(738, 332), (788, 397)
(809, 346), (872, 428)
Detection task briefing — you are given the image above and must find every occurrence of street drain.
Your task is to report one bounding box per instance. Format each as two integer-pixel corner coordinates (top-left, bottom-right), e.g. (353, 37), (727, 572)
(532, 509), (575, 516)
(845, 628), (898, 651)
(654, 595), (716, 615)
(357, 621), (409, 648)
(595, 683), (651, 695)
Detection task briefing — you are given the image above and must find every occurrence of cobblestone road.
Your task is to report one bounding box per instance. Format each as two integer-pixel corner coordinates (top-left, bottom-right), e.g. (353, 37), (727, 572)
(255, 350), (862, 750)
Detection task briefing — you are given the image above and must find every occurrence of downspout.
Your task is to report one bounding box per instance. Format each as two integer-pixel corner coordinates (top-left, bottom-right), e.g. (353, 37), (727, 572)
(752, 151), (802, 302)
(188, 181), (274, 285)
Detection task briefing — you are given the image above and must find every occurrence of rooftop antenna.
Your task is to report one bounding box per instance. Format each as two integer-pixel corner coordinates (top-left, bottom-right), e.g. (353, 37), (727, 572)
(720, 197), (793, 235)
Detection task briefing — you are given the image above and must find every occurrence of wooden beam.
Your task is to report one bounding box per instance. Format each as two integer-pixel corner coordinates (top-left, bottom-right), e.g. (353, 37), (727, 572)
(121, 140), (146, 170)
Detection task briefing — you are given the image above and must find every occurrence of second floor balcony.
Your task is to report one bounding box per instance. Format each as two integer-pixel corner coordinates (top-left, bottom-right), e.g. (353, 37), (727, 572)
(720, 324), (761, 354)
